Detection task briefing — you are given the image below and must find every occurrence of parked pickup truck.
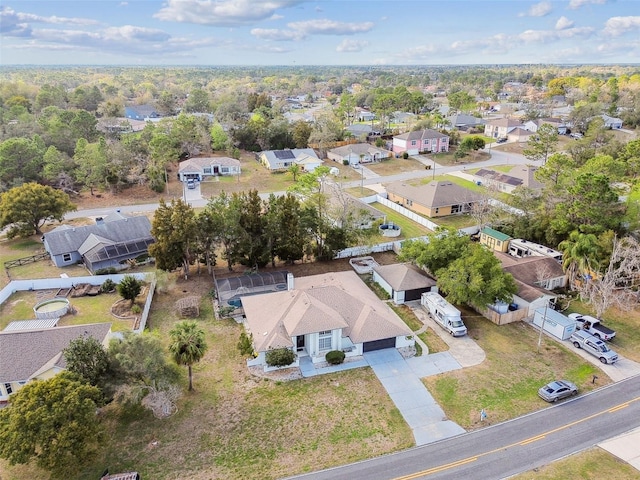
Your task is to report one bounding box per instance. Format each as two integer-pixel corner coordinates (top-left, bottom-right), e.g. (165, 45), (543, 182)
(568, 313), (616, 341)
(570, 330), (618, 364)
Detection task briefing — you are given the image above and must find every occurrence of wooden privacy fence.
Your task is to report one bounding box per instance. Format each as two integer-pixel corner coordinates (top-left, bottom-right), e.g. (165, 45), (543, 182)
(4, 252), (50, 269)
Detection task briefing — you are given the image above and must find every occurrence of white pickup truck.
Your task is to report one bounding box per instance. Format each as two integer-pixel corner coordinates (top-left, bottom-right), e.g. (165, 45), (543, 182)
(570, 330), (618, 364)
(568, 313), (616, 341)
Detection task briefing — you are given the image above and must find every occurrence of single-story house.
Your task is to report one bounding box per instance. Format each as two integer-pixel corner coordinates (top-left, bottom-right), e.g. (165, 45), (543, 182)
(446, 113), (486, 130)
(391, 111), (417, 125)
(523, 118), (566, 134)
(474, 165), (542, 194)
(258, 148), (321, 172)
(125, 104), (160, 120)
(372, 263), (437, 304)
(601, 114), (623, 129)
(241, 271), (414, 369)
(327, 143), (391, 165)
(345, 123), (374, 139)
(356, 108), (376, 122)
(392, 129), (449, 155)
(385, 180), (482, 218)
(0, 323), (112, 402)
(479, 227), (511, 253)
(43, 212), (154, 273)
(484, 118), (523, 139)
(178, 156), (241, 181)
(506, 127), (534, 143)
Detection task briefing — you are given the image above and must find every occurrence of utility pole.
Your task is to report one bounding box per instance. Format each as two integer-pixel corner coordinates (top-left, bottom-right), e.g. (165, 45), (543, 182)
(537, 299), (549, 353)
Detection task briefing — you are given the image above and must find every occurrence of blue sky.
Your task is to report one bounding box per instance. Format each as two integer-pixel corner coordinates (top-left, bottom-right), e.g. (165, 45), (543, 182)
(1, 0), (639, 65)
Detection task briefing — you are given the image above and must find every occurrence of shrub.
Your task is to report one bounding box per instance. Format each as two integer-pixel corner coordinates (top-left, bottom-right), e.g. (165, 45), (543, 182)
(265, 347), (295, 368)
(325, 350), (345, 365)
(100, 279), (116, 293)
(117, 275), (142, 305)
(237, 331), (254, 356)
(342, 159), (349, 166)
(95, 267), (117, 275)
(131, 305), (142, 314)
(402, 152), (409, 159)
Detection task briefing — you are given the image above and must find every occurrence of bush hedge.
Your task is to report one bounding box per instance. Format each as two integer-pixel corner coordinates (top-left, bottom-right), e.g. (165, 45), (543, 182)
(325, 350), (345, 365)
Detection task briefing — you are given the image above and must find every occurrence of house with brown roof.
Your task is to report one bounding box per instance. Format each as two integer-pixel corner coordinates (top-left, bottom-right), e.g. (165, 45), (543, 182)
(392, 129), (449, 155)
(474, 165), (542, 194)
(0, 323), (112, 402)
(506, 127), (534, 143)
(484, 118), (524, 139)
(178, 156), (241, 181)
(241, 271), (414, 370)
(385, 180), (482, 218)
(372, 263), (437, 304)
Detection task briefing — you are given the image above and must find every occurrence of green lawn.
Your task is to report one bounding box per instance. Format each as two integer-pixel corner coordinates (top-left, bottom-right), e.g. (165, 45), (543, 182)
(368, 202), (433, 238)
(511, 447), (640, 480)
(423, 309), (607, 430)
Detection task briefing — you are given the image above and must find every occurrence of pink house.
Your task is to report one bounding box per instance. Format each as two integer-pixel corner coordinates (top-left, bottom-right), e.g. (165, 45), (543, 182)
(392, 129), (449, 155)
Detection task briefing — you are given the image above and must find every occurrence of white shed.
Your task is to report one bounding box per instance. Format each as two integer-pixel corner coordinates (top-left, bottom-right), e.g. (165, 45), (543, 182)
(532, 308), (576, 340)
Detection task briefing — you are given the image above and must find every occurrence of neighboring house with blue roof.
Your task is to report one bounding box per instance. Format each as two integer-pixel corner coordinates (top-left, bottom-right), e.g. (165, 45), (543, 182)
(257, 148), (321, 172)
(42, 212), (154, 273)
(125, 104), (160, 120)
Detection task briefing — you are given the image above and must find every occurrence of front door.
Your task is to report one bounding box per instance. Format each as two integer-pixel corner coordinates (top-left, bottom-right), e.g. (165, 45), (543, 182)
(296, 335), (305, 352)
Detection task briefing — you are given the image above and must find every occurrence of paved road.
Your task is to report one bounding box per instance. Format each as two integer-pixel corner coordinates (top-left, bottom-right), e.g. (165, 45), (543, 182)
(65, 149), (532, 220)
(285, 374), (640, 480)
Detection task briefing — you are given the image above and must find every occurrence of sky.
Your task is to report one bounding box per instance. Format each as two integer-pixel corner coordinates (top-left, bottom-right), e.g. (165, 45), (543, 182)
(1, 0), (639, 66)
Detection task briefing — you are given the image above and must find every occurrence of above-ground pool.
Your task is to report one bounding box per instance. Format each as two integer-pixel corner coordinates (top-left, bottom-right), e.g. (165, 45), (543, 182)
(379, 223), (402, 237)
(34, 297), (70, 319)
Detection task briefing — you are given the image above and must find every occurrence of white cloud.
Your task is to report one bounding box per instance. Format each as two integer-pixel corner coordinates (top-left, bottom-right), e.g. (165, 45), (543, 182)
(336, 39), (368, 52)
(287, 19), (373, 35)
(251, 28), (305, 41)
(154, 0), (303, 26)
(555, 16), (574, 30)
(602, 16), (640, 37)
(0, 6), (98, 37)
(518, 26), (594, 43)
(519, 1), (552, 17)
(568, 0), (607, 10)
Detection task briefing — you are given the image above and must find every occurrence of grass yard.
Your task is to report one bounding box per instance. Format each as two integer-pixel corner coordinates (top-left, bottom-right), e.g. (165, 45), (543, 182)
(345, 186), (379, 198)
(368, 202), (433, 238)
(418, 328), (450, 354)
(365, 156), (424, 175)
(423, 308), (610, 431)
(563, 300), (640, 363)
(0, 288), (148, 332)
(510, 447), (640, 480)
(63, 274), (413, 480)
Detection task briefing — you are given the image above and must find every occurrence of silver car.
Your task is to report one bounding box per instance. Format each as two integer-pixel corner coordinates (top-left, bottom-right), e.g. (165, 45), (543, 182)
(538, 380), (578, 403)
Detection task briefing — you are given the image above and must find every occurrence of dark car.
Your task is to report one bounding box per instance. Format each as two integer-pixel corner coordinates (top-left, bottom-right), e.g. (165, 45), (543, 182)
(496, 137), (508, 143)
(538, 380), (578, 402)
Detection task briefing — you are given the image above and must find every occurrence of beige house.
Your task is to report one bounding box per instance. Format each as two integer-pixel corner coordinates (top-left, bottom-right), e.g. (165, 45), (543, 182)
(241, 271), (414, 370)
(484, 118), (523, 139)
(0, 323), (112, 402)
(372, 263), (437, 304)
(385, 180), (482, 218)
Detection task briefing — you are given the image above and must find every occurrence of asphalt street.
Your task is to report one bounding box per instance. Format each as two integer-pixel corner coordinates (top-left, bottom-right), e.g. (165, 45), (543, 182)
(64, 149), (533, 220)
(286, 374), (640, 480)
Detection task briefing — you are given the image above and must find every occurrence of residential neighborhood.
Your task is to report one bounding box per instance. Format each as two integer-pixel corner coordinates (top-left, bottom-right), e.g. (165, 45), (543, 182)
(1, 61), (640, 480)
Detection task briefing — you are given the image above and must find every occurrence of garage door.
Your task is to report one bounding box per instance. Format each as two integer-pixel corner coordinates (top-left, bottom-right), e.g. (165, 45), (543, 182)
(404, 289), (426, 302)
(363, 337), (396, 352)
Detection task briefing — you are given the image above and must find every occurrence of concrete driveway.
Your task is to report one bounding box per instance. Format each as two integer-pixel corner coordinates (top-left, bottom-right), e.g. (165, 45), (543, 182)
(364, 349), (465, 446)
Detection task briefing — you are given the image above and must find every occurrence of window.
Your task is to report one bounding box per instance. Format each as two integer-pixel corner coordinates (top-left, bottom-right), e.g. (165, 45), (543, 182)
(4, 383), (12, 395)
(203, 167), (212, 174)
(406, 199), (413, 206)
(451, 204), (461, 214)
(62, 253), (72, 262)
(221, 167), (229, 173)
(411, 140), (417, 146)
(318, 330), (332, 351)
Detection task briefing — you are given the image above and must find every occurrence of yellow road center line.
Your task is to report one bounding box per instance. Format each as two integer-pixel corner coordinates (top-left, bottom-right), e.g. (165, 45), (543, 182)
(608, 404), (629, 413)
(519, 434), (546, 445)
(393, 457), (478, 479)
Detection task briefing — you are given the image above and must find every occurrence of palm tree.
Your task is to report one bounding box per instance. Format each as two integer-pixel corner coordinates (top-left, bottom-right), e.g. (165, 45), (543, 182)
(558, 230), (601, 285)
(169, 321), (208, 391)
(288, 163), (301, 182)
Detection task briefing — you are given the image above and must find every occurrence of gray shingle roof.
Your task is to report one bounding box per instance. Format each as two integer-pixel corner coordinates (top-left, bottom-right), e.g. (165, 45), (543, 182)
(0, 323), (112, 383)
(395, 129), (447, 141)
(385, 180), (482, 208)
(373, 263), (436, 291)
(178, 156), (240, 174)
(329, 143), (389, 157)
(44, 214), (152, 256)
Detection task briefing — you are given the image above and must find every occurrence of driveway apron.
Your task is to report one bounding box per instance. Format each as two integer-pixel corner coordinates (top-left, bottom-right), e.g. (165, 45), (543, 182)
(363, 349), (465, 446)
